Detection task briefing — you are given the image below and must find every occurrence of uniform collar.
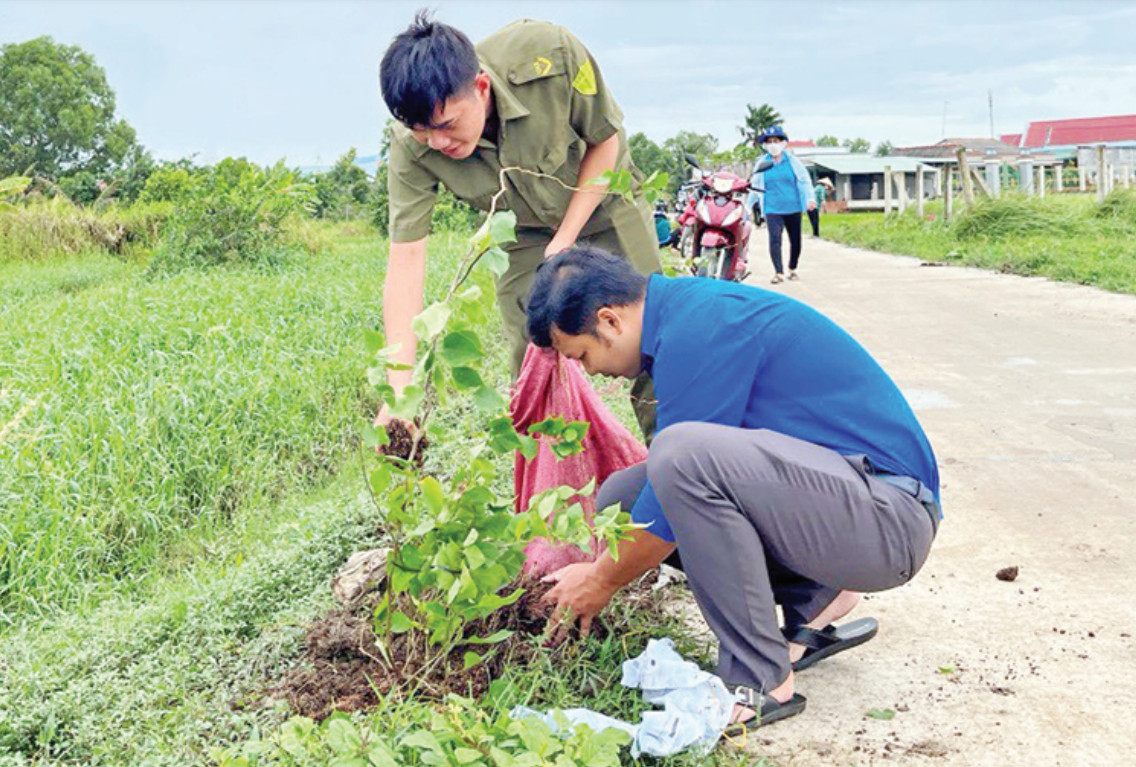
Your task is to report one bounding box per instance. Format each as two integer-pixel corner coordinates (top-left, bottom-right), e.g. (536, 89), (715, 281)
(479, 58), (530, 122)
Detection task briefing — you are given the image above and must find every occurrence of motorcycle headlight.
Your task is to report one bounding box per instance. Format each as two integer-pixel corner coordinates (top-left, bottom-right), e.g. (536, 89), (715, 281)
(712, 176), (733, 194)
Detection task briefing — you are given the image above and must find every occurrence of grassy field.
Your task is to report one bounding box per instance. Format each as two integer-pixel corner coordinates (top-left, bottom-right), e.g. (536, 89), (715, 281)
(822, 191), (1136, 295)
(0, 223), (753, 767)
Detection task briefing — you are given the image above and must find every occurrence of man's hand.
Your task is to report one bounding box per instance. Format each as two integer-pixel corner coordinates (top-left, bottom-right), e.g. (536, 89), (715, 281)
(541, 561), (617, 643)
(807, 200), (817, 212)
(543, 237), (575, 259)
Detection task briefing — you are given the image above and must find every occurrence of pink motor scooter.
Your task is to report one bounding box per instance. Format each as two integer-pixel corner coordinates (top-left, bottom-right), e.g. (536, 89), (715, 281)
(677, 153), (763, 281)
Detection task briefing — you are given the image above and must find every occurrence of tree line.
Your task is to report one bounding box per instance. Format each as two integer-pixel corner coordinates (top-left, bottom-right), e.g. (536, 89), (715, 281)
(1, 37), (893, 219)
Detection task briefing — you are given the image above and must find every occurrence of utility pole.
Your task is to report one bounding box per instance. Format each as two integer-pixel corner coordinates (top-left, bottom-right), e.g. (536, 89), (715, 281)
(988, 91), (995, 139)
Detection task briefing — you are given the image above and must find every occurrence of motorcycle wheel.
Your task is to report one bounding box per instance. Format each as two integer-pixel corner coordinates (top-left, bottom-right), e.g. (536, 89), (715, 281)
(680, 228), (695, 263)
(712, 250), (729, 281)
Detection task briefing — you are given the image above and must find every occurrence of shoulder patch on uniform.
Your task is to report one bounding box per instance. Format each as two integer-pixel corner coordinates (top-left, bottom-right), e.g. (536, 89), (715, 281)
(572, 60), (597, 95)
(533, 56), (553, 76)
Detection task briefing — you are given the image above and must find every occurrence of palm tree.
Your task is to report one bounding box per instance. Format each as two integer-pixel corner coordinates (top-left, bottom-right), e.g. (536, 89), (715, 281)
(739, 103), (783, 147)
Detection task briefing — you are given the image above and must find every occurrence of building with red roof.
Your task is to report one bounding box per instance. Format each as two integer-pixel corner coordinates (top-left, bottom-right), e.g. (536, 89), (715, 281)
(1005, 114), (1136, 153)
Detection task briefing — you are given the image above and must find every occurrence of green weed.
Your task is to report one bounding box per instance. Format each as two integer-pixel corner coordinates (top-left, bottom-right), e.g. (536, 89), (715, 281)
(823, 194), (1136, 294)
(0, 228), (467, 621)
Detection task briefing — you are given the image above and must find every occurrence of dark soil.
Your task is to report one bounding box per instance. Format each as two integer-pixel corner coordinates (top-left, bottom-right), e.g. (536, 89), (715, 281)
(271, 578), (586, 720)
(996, 566), (1020, 582)
(379, 419), (429, 466)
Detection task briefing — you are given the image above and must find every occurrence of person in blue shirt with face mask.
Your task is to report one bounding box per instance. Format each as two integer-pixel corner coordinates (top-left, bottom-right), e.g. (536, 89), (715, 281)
(748, 126), (815, 284)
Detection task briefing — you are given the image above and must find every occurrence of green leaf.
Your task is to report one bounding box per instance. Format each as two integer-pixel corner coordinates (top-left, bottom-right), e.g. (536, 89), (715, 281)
(388, 384), (425, 420)
(473, 385), (506, 414)
(454, 748), (484, 765)
(368, 466), (392, 496)
(464, 629), (514, 645)
(451, 366), (483, 389)
(937, 664), (956, 674)
(368, 744), (401, 767)
(412, 302), (453, 341)
(517, 434), (538, 460)
(453, 285), (483, 304)
(465, 545), (486, 570)
(441, 330), (484, 366)
(866, 708), (896, 720)
(463, 650), (488, 670)
(481, 246), (510, 278)
(389, 611), (414, 634)
(488, 210), (517, 246)
(362, 424), (388, 449)
(364, 329), (386, 354)
(403, 729), (444, 753)
(421, 476), (445, 512)
(325, 717), (364, 755)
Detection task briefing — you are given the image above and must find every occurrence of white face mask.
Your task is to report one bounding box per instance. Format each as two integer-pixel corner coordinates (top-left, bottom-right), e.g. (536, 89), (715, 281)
(766, 141), (786, 157)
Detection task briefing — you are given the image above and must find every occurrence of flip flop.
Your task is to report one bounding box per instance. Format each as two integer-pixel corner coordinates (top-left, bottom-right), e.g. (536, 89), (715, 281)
(785, 617), (879, 671)
(771, 274), (785, 284)
(725, 686), (807, 735)
(788, 272), (800, 281)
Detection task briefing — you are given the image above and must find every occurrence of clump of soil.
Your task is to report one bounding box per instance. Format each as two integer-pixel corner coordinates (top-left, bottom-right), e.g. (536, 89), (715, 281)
(271, 578), (587, 720)
(379, 420), (429, 466)
(996, 566), (1020, 582)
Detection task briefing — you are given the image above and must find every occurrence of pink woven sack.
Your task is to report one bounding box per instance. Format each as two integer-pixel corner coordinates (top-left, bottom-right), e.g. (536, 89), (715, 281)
(511, 344), (648, 577)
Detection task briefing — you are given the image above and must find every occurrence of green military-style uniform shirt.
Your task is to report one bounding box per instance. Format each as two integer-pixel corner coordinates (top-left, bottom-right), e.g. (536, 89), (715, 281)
(388, 19), (650, 244)
(386, 19), (661, 413)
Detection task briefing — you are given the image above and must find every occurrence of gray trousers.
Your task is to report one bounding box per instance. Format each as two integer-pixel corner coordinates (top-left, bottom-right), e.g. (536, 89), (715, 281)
(597, 423), (937, 693)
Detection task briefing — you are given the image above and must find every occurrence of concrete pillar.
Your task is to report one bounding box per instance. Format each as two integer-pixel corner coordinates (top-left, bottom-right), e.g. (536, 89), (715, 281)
(1019, 160), (1034, 195)
(944, 167), (953, 221)
(1036, 165), (1046, 198)
(1097, 145), (1108, 202)
(897, 171), (908, 214)
(1079, 164), (1087, 191)
(882, 167), (892, 214)
(917, 166), (926, 218)
(985, 161), (1001, 196)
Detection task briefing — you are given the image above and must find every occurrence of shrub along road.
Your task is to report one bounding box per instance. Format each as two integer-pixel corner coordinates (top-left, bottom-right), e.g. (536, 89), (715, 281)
(735, 234), (1136, 764)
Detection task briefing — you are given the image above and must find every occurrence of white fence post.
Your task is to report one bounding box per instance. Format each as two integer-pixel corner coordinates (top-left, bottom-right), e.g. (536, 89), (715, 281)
(917, 166), (926, 218)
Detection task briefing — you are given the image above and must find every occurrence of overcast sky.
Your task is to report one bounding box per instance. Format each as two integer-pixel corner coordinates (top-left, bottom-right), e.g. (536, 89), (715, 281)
(3, 0), (1134, 167)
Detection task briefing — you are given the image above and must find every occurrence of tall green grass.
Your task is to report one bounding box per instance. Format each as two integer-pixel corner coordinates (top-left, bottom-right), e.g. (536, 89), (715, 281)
(0, 226), (466, 622)
(0, 197), (170, 262)
(823, 191), (1136, 294)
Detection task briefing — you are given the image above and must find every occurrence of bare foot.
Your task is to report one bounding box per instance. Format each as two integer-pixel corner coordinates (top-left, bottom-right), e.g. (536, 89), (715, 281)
(788, 590), (861, 664)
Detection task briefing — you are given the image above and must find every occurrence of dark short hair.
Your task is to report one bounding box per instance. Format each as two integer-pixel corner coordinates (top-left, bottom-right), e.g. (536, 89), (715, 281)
(526, 246), (649, 347)
(380, 10), (479, 128)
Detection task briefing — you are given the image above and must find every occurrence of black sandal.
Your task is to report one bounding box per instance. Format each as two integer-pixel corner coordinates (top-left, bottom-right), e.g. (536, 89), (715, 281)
(725, 685), (807, 734)
(785, 617), (879, 671)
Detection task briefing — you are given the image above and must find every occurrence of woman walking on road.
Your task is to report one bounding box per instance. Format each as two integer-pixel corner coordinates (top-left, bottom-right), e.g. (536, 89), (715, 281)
(750, 126), (815, 283)
(809, 177), (834, 237)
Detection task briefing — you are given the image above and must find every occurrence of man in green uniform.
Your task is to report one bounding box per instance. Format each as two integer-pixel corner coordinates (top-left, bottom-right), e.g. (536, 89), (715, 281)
(378, 12), (660, 435)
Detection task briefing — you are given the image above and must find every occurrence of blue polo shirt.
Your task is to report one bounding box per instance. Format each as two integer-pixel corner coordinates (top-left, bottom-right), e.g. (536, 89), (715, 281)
(632, 274), (940, 542)
(762, 157), (802, 215)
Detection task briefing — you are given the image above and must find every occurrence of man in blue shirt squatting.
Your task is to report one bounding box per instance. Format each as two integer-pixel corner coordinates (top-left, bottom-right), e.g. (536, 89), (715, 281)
(527, 246), (940, 733)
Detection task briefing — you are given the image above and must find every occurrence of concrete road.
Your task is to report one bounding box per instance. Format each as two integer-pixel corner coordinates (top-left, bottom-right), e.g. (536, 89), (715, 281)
(736, 232), (1136, 765)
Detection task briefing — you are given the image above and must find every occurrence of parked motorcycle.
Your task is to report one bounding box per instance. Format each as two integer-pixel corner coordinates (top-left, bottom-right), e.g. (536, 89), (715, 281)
(675, 153), (758, 281)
